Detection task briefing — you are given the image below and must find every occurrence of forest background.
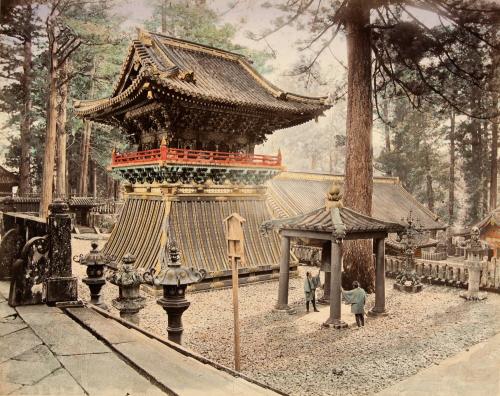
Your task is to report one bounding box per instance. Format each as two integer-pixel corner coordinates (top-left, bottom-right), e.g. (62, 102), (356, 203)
(0, 0), (498, 230)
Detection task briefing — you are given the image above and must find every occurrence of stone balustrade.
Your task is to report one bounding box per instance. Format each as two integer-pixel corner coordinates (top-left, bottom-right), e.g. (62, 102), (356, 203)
(385, 255), (500, 292)
(421, 251), (447, 261)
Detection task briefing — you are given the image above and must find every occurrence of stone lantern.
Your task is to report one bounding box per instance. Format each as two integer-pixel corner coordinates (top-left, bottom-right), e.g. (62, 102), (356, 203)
(394, 212), (423, 293)
(154, 242), (206, 344)
(461, 227), (487, 301)
(107, 253), (150, 324)
(74, 241), (114, 309)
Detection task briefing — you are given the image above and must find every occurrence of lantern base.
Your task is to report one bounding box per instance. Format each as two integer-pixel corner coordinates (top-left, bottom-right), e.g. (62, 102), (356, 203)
(460, 292), (487, 301)
(393, 282), (423, 293)
(368, 307), (388, 317)
(322, 318), (348, 329)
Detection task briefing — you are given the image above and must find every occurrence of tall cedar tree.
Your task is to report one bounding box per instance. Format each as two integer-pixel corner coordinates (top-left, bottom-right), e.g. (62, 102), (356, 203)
(0, 1), (41, 195)
(254, 0), (499, 290)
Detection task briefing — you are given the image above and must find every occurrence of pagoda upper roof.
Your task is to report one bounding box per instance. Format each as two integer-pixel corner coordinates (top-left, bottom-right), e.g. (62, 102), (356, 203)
(74, 31), (331, 126)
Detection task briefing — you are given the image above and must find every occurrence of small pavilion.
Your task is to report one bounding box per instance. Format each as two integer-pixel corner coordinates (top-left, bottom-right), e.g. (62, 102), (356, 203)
(262, 185), (404, 328)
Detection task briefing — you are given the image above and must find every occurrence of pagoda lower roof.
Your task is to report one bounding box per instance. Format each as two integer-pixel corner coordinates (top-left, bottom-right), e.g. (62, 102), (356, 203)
(74, 31), (331, 126)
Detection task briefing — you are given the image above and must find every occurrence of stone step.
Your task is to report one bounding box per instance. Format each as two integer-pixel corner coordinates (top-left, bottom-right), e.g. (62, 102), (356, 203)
(66, 306), (281, 396)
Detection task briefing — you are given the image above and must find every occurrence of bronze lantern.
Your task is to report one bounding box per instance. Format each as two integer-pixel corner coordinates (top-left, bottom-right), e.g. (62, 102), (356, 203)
(154, 242), (206, 344)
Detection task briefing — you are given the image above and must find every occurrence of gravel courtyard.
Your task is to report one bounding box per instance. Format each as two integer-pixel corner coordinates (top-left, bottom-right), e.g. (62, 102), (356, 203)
(73, 237), (500, 396)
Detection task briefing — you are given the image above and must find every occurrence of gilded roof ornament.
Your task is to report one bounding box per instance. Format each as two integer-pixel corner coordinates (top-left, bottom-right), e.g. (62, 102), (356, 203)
(325, 184), (343, 209)
(178, 70), (196, 83)
(137, 28), (152, 47)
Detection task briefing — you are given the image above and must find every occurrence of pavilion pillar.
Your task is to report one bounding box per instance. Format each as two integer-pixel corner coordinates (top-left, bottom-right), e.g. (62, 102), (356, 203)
(321, 272), (331, 303)
(324, 240), (347, 328)
(318, 242), (331, 304)
(275, 235), (292, 311)
(369, 237), (388, 316)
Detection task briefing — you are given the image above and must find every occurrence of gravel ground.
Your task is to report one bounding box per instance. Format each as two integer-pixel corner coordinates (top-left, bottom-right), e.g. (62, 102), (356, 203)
(73, 237), (500, 396)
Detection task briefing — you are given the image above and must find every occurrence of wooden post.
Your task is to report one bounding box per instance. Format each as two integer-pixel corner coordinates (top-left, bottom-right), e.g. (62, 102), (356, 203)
(231, 255), (241, 371)
(224, 213), (246, 372)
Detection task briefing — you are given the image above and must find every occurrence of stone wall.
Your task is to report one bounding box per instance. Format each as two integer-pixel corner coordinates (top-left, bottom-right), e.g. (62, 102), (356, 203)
(385, 256), (500, 293)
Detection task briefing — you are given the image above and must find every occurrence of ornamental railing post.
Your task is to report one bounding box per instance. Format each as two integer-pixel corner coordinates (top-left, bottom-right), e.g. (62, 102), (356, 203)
(45, 199), (79, 305)
(160, 137), (167, 161)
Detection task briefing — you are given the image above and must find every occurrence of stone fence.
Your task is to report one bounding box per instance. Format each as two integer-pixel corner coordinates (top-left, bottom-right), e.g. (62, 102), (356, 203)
(421, 251), (448, 261)
(88, 199), (124, 231)
(385, 256), (500, 292)
(90, 199), (124, 215)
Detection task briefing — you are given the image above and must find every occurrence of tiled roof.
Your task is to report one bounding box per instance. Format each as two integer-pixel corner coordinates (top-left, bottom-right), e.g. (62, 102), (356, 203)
(262, 206), (404, 237)
(0, 196), (102, 208)
(103, 195), (280, 275)
(475, 207), (500, 231)
(265, 172), (445, 230)
(68, 197), (102, 207)
(74, 31), (330, 120)
(0, 166), (18, 184)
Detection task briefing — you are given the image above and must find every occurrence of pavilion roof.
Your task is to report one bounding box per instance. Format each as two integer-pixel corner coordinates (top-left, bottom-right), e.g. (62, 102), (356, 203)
(262, 186), (405, 238)
(74, 31), (331, 127)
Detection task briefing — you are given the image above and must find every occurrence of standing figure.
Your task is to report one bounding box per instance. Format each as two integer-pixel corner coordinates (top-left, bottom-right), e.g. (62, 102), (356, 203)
(304, 271), (320, 313)
(342, 281), (366, 328)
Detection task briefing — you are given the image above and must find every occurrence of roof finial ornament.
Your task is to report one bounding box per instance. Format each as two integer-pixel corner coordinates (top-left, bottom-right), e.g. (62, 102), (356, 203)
(325, 184), (343, 209)
(136, 28), (152, 47)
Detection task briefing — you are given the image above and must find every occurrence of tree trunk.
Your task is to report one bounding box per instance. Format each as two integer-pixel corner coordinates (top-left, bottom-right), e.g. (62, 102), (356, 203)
(161, 0), (167, 33)
(491, 117), (499, 211)
(426, 170), (435, 212)
(19, 5), (33, 196)
(490, 52), (499, 210)
(482, 120), (490, 216)
(78, 58), (96, 196)
(342, 1), (374, 292)
(449, 108), (455, 223)
(383, 99), (391, 153)
(92, 159), (97, 198)
(39, 21), (58, 218)
(78, 121), (92, 196)
(55, 60), (68, 198)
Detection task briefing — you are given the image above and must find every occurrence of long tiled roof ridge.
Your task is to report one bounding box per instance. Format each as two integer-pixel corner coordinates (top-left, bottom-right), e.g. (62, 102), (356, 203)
(148, 31), (250, 61)
(273, 170), (400, 184)
(395, 184), (441, 222)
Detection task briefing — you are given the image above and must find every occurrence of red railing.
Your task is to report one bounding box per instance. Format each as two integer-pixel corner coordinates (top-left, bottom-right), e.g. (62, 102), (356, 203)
(111, 146), (282, 168)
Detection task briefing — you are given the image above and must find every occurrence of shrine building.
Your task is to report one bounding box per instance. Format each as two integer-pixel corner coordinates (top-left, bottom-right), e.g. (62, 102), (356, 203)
(74, 30), (331, 286)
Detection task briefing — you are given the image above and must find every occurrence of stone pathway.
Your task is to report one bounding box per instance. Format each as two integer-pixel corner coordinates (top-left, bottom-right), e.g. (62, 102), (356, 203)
(0, 286), (165, 395)
(377, 331), (500, 396)
(0, 281), (280, 396)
